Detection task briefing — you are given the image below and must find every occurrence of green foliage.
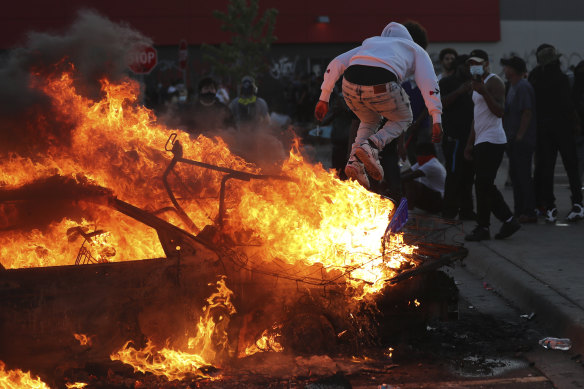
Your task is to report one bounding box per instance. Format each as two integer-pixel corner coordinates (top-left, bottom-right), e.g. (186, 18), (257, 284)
(202, 0), (278, 84)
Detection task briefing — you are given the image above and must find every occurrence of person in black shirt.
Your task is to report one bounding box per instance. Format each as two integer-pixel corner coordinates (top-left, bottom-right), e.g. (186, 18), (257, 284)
(439, 54), (476, 220)
(529, 44), (583, 222)
(189, 77), (234, 135)
(572, 61), (584, 185)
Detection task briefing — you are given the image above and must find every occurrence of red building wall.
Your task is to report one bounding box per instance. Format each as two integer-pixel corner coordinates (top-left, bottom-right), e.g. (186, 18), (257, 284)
(0, 0), (499, 48)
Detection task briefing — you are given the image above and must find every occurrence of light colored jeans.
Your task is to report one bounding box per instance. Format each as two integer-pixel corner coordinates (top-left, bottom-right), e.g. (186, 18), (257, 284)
(342, 79), (412, 156)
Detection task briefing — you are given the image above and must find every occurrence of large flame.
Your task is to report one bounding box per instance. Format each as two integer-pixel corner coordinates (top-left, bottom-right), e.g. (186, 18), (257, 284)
(110, 277), (235, 380)
(0, 361), (50, 389)
(0, 66), (413, 296)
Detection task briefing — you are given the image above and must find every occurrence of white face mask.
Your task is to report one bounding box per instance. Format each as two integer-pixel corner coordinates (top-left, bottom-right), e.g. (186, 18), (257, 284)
(470, 65), (485, 77)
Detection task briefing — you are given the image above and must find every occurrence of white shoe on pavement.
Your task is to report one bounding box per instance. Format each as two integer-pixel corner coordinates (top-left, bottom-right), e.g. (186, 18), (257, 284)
(567, 203), (584, 222)
(545, 208), (558, 223)
(345, 159), (370, 189)
(354, 141), (384, 182)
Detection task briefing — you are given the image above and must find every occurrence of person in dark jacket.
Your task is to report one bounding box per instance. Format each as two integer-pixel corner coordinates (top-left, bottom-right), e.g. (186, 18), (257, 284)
(439, 54), (476, 220)
(529, 44), (583, 222)
(189, 77), (233, 135)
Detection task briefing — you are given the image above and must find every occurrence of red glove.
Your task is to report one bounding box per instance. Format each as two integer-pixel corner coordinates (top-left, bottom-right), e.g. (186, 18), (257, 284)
(314, 100), (329, 121)
(432, 123), (443, 143)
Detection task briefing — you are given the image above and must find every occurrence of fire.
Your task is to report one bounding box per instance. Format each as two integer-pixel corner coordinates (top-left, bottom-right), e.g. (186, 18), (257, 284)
(73, 333), (92, 347)
(65, 383), (87, 389)
(111, 277), (234, 381)
(0, 361), (50, 389)
(242, 324), (284, 357)
(0, 65), (414, 298)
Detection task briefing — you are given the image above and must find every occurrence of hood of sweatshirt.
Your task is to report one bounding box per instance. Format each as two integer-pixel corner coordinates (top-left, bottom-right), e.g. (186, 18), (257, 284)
(380, 22), (413, 41)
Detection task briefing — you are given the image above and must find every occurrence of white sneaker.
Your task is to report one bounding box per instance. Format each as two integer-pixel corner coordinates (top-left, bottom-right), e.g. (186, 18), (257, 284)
(567, 204), (584, 222)
(354, 141), (384, 181)
(345, 159), (370, 189)
(545, 208), (558, 223)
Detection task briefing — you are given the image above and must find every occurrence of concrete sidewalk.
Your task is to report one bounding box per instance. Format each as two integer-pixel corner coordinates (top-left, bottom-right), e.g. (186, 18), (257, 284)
(459, 171), (584, 354)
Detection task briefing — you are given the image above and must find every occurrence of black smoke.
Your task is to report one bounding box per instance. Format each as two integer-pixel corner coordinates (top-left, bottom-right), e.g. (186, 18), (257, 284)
(0, 10), (151, 155)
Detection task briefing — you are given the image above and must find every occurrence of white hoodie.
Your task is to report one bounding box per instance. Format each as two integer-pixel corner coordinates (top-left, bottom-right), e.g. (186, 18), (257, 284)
(319, 22), (442, 124)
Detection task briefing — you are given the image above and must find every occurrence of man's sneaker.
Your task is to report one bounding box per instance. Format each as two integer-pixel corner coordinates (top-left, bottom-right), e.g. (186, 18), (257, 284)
(465, 226), (490, 242)
(567, 203), (584, 222)
(354, 141), (384, 182)
(545, 208), (558, 223)
(344, 159), (370, 189)
(495, 218), (521, 239)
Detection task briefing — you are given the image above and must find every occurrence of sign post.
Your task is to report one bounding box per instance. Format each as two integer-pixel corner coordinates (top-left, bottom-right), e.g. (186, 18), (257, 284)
(178, 39), (188, 84)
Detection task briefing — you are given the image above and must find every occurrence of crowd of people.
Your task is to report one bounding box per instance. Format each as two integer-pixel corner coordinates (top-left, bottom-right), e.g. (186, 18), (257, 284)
(141, 20), (584, 243)
(145, 71), (324, 137)
(314, 21), (584, 242)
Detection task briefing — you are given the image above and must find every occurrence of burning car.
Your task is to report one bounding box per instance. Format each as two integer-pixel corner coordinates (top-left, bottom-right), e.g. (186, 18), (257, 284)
(0, 14), (466, 388)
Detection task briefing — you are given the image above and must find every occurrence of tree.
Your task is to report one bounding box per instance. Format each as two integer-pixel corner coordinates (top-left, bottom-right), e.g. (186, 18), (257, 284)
(202, 0), (278, 85)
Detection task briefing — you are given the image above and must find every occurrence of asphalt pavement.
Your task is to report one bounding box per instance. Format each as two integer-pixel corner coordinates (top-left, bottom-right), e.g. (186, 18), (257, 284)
(458, 161), (584, 356)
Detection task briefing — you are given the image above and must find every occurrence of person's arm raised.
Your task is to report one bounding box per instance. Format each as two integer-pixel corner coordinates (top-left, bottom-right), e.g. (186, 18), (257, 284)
(471, 74), (505, 118)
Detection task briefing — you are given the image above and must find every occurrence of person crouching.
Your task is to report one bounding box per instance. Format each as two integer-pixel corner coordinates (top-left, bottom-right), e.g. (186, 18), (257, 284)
(401, 142), (446, 213)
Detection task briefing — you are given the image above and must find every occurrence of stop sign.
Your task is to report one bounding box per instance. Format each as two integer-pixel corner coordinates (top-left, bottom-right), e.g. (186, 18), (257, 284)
(128, 45), (158, 74)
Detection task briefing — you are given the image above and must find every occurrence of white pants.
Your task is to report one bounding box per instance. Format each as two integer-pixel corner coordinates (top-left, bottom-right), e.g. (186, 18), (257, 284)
(342, 79), (412, 157)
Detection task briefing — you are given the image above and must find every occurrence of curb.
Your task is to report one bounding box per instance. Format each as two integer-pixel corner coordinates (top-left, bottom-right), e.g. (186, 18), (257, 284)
(462, 241), (584, 355)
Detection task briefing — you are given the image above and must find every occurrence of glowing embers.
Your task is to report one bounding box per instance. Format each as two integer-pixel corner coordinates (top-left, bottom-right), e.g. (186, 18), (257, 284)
(73, 333), (93, 347)
(242, 323), (284, 357)
(0, 361), (50, 389)
(110, 277), (234, 381)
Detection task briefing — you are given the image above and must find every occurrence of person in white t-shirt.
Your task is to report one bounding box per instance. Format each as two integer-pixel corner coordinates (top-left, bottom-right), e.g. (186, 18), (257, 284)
(401, 142), (446, 213)
(314, 21), (443, 190)
(463, 49), (520, 241)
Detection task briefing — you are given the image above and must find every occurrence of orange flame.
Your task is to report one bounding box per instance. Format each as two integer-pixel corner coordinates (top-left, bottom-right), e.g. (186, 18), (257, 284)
(0, 67), (414, 298)
(0, 361), (50, 389)
(110, 276), (234, 380)
(73, 333), (92, 347)
(242, 324), (284, 357)
(65, 383), (88, 389)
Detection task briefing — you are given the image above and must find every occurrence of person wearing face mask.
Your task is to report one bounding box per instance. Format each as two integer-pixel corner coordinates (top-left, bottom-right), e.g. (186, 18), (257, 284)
(464, 49), (520, 241)
(229, 75), (270, 130)
(400, 142), (446, 213)
(314, 21), (443, 190)
(189, 77), (234, 135)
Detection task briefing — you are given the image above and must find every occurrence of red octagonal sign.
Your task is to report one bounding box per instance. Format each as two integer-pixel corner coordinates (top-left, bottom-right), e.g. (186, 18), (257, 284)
(128, 45), (158, 74)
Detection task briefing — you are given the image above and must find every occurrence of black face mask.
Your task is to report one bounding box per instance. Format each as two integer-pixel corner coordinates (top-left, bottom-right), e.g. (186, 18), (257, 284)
(241, 83), (254, 97)
(200, 92), (216, 104)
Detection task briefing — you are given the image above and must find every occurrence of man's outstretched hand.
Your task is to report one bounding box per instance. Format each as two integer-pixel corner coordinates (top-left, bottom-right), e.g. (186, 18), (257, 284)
(314, 100), (329, 121)
(432, 123), (443, 143)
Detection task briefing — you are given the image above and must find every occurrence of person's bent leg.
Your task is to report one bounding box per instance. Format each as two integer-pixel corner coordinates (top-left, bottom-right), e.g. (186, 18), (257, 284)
(368, 83), (413, 150)
(473, 143), (501, 229)
(342, 80), (382, 187)
(414, 181), (443, 213)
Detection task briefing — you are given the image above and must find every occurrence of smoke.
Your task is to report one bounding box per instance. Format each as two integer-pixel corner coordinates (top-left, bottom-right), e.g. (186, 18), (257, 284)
(211, 125), (295, 173)
(0, 9), (151, 155)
